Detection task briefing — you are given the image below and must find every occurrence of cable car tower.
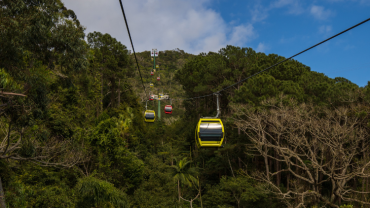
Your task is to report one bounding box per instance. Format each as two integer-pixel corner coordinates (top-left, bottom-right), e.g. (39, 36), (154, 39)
(151, 48), (161, 121)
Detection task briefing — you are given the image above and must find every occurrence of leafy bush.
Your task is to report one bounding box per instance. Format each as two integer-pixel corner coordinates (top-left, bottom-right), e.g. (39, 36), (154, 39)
(75, 176), (129, 208)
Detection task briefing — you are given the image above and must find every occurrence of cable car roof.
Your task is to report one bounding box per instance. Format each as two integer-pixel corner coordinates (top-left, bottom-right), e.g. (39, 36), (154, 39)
(199, 122), (222, 131)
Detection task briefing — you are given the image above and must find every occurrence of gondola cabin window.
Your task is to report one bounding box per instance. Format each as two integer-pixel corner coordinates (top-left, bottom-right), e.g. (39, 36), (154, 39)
(164, 105), (172, 114)
(144, 110), (156, 123)
(145, 113), (155, 119)
(199, 122), (223, 141)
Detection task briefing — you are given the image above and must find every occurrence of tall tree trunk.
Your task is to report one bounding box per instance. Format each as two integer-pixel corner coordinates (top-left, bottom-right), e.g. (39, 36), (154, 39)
(367, 177), (369, 206)
(238, 157), (241, 169)
(353, 177), (357, 201)
(3, 121), (11, 156)
(199, 185), (203, 208)
(206, 97), (208, 113)
(319, 172), (323, 194)
(110, 78), (116, 108)
(287, 172), (290, 191)
(0, 177), (6, 208)
(363, 141), (366, 203)
(338, 195), (341, 205)
(269, 159), (273, 180)
(227, 152), (235, 178)
(264, 135), (270, 181)
(275, 149), (281, 187)
(118, 79), (120, 107)
(178, 180), (181, 202)
(101, 71), (103, 113)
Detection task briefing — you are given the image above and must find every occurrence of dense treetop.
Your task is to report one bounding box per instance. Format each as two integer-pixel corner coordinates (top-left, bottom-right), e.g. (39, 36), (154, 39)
(0, 1), (369, 208)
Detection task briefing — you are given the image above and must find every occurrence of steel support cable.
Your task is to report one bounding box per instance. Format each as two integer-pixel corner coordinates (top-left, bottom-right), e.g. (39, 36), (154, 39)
(137, 17), (370, 103)
(181, 17), (370, 101)
(219, 17), (370, 93)
(118, 0), (148, 98)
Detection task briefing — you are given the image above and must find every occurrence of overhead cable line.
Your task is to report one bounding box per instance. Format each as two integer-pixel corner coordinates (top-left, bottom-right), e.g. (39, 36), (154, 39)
(118, 0), (148, 98)
(183, 17), (370, 101)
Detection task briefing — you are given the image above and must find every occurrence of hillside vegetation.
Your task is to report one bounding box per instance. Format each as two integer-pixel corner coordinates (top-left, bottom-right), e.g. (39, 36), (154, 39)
(1, 1), (370, 208)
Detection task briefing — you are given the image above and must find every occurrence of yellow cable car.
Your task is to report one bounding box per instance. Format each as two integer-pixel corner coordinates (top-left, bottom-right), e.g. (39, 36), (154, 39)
(195, 118), (224, 147)
(150, 83), (154, 88)
(195, 93), (224, 148)
(156, 65), (159, 69)
(144, 110), (156, 123)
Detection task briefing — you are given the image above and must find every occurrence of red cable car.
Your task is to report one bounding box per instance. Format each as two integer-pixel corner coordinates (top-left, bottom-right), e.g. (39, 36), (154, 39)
(164, 105), (172, 114)
(157, 76), (160, 81)
(149, 94), (154, 101)
(151, 71), (154, 75)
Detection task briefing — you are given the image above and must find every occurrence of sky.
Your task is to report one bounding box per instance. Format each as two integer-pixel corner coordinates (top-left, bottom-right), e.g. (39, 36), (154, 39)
(62, 0), (370, 87)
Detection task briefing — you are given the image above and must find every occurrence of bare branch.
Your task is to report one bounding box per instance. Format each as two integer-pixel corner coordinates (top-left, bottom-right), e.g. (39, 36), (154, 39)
(231, 98), (370, 207)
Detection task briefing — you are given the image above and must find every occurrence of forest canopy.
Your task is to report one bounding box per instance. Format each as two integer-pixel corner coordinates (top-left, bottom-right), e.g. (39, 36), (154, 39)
(1, 1), (370, 208)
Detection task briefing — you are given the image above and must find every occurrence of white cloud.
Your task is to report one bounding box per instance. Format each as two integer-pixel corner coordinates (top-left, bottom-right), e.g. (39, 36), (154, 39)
(61, 0), (256, 54)
(272, 0), (294, 7)
(229, 24), (256, 45)
(250, 4), (269, 22)
(359, 0), (370, 5)
(319, 25), (332, 34)
(344, 45), (355, 50)
(326, 0), (370, 4)
(326, 0), (346, 2)
(250, 0), (304, 23)
(256, 43), (269, 52)
(271, 0), (304, 14)
(310, 5), (334, 20)
(279, 36), (297, 44)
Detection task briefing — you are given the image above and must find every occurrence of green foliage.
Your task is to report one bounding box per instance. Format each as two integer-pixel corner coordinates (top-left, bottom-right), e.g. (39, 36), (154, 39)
(202, 176), (268, 208)
(5, 165), (77, 208)
(88, 116), (144, 191)
(1, 2), (368, 207)
(170, 157), (198, 188)
(0, 68), (22, 91)
(33, 186), (75, 208)
(5, 181), (29, 208)
(202, 183), (233, 208)
(0, 0), (87, 72)
(76, 176), (129, 208)
(340, 205), (354, 208)
(219, 176), (266, 204)
(131, 155), (177, 207)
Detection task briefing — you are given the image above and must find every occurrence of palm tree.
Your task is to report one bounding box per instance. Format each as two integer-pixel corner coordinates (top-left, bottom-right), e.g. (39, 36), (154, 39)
(170, 157), (198, 202)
